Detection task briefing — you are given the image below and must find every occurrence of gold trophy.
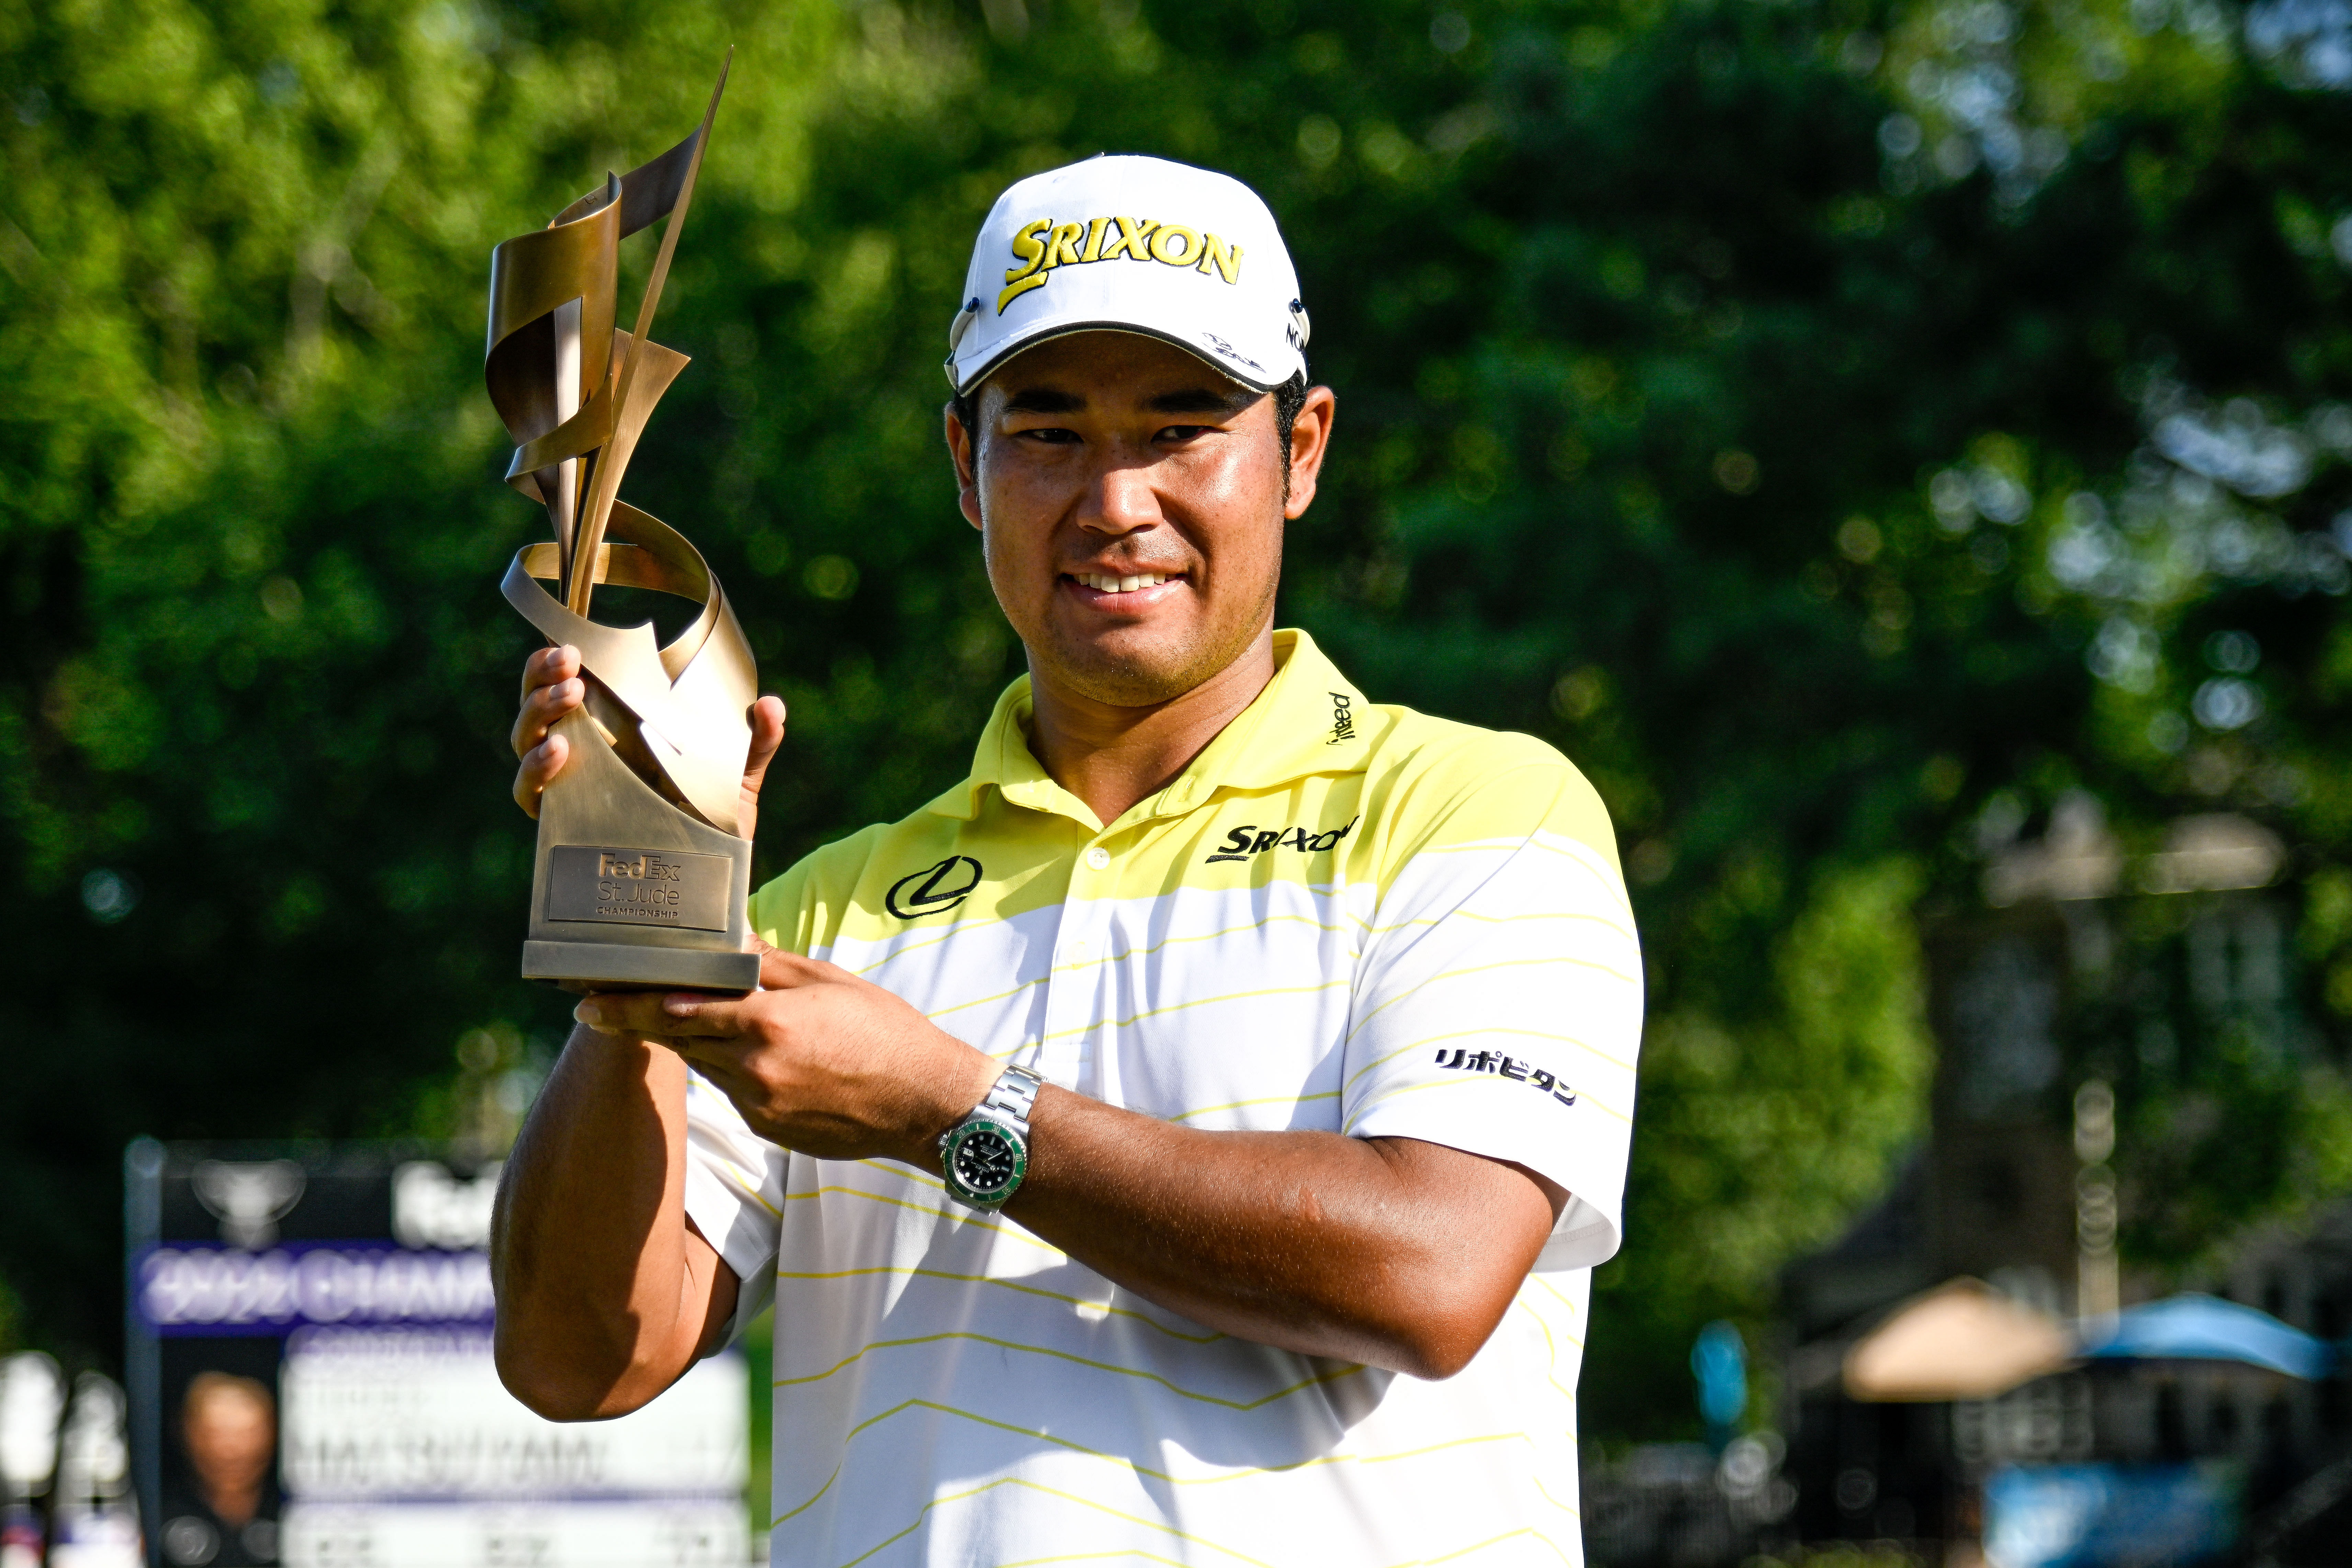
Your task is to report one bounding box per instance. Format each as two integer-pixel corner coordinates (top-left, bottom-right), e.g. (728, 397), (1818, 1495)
(484, 57), (761, 993)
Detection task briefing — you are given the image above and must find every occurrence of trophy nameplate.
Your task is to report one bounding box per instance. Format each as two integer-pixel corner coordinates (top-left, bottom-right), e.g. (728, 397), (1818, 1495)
(483, 56), (761, 993)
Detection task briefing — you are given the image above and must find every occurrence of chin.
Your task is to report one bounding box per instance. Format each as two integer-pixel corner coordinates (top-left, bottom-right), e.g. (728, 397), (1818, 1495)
(1046, 623), (1229, 707)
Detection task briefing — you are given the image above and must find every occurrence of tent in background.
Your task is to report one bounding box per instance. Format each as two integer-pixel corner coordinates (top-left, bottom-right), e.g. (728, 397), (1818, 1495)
(2080, 1294), (2336, 1380)
(1843, 1279), (2076, 1403)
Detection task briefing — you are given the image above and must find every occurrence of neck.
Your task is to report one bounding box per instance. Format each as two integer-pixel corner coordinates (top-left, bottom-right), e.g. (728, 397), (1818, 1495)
(204, 1480), (261, 1528)
(1025, 629), (1279, 827)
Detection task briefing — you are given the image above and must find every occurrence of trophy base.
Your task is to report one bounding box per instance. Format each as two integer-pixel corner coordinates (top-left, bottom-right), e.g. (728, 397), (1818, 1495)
(525, 710), (759, 996)
(523, 939), (761, 993)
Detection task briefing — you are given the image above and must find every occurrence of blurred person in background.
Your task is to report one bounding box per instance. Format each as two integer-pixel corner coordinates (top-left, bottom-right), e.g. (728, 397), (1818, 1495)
(494, 155), (1644, 1567)
(160, 1374), (277, 1567)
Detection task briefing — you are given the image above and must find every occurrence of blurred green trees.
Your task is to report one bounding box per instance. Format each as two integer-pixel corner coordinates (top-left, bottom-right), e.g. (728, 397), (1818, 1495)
(7, 0), (2352, 1436)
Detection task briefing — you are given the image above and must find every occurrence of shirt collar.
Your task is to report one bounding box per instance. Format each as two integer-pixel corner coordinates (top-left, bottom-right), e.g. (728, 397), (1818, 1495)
(927, 629), (1373, 829)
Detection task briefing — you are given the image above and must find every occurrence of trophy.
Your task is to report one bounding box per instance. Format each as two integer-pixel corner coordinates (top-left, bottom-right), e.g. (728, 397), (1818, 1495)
(483, 57), (761, 993)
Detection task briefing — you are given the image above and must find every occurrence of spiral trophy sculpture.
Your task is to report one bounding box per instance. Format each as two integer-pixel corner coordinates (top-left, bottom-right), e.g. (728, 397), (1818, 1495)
(485, 56), (761, 992)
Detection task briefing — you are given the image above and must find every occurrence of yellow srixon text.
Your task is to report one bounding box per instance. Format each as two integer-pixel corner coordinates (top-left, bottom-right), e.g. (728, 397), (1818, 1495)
(998, 216), (1243, 313)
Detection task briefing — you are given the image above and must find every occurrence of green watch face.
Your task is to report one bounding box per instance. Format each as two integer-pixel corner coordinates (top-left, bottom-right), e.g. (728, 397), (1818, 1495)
(943, 1120), (1026, 1206)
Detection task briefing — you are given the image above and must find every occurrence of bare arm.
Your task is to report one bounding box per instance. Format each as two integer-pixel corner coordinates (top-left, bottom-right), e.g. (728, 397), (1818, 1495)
(583, 948), (1566, 1383)
(493, 647), (781, 1419)
(489, 1026), (740, 1420)
(1013, 1100), (1563, 1378)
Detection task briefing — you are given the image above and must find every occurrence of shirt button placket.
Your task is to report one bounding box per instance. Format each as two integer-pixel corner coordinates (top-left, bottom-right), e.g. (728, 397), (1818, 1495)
(1078, 842), (1116, 974)
(1037, 836), (1104, 1087)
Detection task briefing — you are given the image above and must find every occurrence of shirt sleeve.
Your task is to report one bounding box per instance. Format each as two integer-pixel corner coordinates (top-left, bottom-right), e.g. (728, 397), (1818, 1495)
(682, 851), (834, 1343)
(683, 1060), (785, 1345)
(1340, 753), (1644, 1271)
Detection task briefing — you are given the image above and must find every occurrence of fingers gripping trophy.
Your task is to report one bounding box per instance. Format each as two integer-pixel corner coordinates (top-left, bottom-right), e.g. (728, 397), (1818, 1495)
(484, 58), (762, 993)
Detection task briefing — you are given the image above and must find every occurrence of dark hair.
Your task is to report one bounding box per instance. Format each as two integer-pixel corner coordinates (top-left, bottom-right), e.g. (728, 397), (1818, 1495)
(948, 365), (1314, 484)
(1272, 368), (1310, 458)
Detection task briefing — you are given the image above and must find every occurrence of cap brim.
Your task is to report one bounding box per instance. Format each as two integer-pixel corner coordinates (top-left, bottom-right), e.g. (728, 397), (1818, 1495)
(952, 320), (1291, 397)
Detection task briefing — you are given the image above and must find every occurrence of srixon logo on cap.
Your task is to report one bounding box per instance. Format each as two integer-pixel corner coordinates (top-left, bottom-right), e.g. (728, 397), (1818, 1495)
(999, 216), (1244, 312)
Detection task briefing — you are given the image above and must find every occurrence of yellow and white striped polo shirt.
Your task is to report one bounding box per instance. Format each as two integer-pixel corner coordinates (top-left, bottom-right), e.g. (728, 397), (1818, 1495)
(683, 629), (1643, 1568)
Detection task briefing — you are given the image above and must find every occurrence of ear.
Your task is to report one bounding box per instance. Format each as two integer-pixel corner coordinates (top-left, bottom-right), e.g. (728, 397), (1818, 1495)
(943, 403), (982, 530)
(1282, 385), (1338, 520)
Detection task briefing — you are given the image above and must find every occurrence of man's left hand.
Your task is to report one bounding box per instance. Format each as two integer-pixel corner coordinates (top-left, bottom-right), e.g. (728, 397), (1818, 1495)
(573, 944), (1001, 1167)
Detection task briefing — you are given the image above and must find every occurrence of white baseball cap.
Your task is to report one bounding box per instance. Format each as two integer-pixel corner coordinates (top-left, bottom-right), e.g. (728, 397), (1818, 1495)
(945, 155), (1310, 395)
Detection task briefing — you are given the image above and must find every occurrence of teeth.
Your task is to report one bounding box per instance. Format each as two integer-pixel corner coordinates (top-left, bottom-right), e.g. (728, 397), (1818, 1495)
(1077, 573), (1170, 593)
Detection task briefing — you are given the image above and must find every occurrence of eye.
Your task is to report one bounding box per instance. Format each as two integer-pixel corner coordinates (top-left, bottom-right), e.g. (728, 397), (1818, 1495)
(1013, 425), (1082, 445)
(1155, 424), (1216, 443)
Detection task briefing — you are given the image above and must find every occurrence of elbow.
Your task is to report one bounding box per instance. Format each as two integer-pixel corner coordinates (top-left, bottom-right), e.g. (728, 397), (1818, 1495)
(1370, 1290), (1512, 1381)
(487, 1240), (669, 1421)
(494, 1324), (653, 1422)
(1388, 1320), (1490, 1382)
(1406, 1342), (1482, 1382)
(494, 1333), (604, 1422)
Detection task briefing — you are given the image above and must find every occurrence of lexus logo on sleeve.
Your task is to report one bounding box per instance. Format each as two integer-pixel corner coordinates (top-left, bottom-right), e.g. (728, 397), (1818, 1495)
(886, 856), (984, 920)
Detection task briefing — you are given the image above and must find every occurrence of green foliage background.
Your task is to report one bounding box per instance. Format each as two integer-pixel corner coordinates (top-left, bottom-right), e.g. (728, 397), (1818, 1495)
(9, 0), (2352, 1435)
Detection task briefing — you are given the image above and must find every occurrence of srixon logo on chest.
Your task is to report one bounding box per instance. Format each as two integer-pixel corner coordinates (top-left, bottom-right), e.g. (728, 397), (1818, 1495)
(1205, 816), (1360, 865)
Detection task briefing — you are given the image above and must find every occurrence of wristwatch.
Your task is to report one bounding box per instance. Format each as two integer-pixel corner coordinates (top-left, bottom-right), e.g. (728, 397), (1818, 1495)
(937, 1065), (1044, 1211)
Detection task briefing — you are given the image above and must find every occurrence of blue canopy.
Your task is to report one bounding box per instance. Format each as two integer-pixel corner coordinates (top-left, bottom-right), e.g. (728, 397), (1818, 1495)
(2081, 1293), (2335, 1380)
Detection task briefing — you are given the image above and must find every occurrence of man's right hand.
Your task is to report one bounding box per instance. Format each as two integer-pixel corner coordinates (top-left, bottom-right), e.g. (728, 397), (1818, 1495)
(510, 644), (788, 834)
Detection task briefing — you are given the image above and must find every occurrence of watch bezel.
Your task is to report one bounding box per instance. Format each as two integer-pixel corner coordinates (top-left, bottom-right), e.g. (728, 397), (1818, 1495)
(939, 1116), (1028, 1209)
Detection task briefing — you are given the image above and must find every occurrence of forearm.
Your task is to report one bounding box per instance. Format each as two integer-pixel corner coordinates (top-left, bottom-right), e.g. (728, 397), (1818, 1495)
(491, 1025), (729, 1418)
(998, 1087), (1559, 1379)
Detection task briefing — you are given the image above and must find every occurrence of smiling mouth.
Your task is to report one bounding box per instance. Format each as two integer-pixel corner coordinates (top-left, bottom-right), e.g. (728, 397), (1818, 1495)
(1067, 571), (1182, 595)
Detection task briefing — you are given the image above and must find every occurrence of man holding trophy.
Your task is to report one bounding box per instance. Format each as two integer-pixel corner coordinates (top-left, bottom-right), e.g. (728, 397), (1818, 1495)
(490, 115), (1645, 1567)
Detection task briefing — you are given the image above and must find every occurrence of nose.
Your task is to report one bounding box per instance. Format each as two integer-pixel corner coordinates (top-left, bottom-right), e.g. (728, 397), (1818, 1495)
(1078, 450), (1163, 539)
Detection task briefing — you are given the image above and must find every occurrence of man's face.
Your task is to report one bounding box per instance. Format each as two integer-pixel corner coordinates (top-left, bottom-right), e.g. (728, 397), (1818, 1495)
(946, 331), (1332, 708)
(184, 1387), (274, 1491)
